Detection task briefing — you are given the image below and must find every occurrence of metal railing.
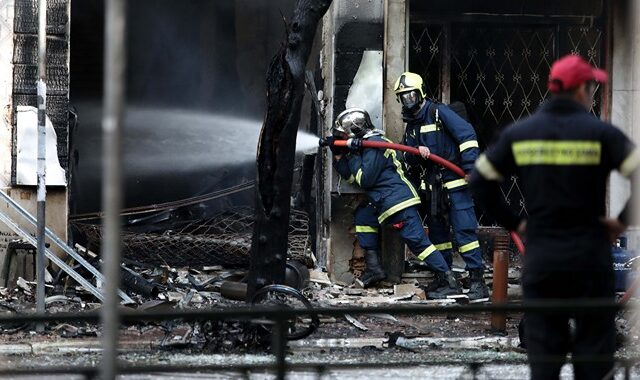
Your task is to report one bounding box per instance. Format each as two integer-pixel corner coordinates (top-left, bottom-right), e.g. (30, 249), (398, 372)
(0, 300), (635, 379)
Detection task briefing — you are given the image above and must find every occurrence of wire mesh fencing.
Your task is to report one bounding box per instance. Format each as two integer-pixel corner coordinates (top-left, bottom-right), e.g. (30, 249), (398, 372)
(71, 207), (311, 268)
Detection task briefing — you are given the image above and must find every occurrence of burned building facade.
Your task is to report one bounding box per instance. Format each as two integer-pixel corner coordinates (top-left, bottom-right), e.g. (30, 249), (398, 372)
(0, 0), (638, 284)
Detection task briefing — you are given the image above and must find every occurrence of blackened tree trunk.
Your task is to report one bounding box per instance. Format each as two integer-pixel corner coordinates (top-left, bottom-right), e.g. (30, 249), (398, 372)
(247, 0), (332, 299)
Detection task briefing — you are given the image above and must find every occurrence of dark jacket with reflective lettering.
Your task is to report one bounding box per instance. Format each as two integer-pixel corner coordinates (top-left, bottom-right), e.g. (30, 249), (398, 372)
(403, 100), (480, 182)
(334, 134), (421, 223)
(470, 97), (639, 272)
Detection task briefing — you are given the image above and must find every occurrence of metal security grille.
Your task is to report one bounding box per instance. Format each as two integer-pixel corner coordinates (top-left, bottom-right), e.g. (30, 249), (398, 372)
(72, 207), (311, 268)
(409, 18), (605, 224)
(409, 24), (445, 102)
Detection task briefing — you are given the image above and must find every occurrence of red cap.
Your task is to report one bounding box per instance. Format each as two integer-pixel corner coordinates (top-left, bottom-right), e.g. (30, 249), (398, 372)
(548, 54), (608, 93)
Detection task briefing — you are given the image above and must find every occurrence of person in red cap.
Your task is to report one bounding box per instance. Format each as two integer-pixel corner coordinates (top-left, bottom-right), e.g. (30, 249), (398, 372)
(470, 54), (639, 379)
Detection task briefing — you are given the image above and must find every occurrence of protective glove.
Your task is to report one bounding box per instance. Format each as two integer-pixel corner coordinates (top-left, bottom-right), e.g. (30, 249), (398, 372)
(346, 138), (363, 152)
(325, 136), (348, 155)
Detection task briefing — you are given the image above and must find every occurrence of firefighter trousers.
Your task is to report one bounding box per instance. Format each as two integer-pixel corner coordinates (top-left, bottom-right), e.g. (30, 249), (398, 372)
(354, 202), (449, 273)
(424, 186), (484, 270)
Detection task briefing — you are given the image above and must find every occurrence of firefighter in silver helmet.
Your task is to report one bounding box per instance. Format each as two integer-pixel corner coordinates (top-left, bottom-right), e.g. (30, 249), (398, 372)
(327, 107), (459, 296)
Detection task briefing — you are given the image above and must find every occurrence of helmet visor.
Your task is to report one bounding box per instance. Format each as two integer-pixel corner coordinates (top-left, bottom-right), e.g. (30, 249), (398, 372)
(338, 110), (369, 136)
(399, 90), (421, 110)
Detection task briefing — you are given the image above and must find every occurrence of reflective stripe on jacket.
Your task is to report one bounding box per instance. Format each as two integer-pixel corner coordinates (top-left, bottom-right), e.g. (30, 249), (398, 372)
(334, 135), (421, 223)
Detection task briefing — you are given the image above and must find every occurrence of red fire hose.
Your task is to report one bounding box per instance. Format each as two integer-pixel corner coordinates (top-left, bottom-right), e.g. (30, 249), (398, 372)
(331, 139), (639, 305)
(332, 139), (526, 255)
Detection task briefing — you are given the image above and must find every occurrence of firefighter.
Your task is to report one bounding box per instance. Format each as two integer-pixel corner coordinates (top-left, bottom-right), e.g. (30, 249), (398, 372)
(393, 72), (489, 300)
(328, 107), (460, 297)
(470, 54), (639, 379)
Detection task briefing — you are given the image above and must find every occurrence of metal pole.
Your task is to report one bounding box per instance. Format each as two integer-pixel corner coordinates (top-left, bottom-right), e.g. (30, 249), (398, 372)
(273, 317), (287, 380)
(491, 233), (510, 334)
(100, 0), (126, 378)
(35, 0), (47, 332)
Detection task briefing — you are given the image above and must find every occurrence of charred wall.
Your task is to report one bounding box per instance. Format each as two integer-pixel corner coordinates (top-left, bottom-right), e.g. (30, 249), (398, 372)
(69, 0), (319, 217)
(70, 0), (297, 115)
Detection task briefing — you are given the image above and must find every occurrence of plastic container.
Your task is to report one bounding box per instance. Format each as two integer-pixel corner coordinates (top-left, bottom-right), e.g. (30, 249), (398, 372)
(613, 237), (637, 292)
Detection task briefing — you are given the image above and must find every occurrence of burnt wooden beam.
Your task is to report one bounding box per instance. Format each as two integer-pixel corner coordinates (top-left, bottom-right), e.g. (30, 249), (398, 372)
(247, 0), (332, 299)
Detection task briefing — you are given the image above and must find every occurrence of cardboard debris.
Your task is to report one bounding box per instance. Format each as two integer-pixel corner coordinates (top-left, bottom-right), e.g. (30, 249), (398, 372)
(393, 284), (418, 298)
(345, 288), (364, 296)
(309, 270), (331, 285)
(166, 291), (183, 303)
(16, 277), (31, 293)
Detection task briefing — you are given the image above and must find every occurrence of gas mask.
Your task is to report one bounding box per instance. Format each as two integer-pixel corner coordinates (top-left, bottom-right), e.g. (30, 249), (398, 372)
(398, 90), (423, 114)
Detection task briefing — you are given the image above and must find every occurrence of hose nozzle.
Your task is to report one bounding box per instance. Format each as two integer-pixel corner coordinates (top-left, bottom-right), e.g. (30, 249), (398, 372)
(318, 137), (331, 147)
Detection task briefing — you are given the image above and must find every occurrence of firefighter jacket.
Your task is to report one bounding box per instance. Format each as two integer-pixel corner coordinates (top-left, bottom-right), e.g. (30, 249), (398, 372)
(470, 97), (640, 271)
(403, 100), (480, 185)
(333, 134), (421, 223)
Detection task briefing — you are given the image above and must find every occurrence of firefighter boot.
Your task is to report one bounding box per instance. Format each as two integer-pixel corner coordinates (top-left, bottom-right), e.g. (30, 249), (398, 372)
(426, 271), (461, 299)
(467, 268), (490, 300)
(359, 250), (386, 288)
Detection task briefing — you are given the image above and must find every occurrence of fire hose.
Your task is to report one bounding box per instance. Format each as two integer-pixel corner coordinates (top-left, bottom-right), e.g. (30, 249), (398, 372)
(327, 139), (525, 255)
(325, 139), (637, 305)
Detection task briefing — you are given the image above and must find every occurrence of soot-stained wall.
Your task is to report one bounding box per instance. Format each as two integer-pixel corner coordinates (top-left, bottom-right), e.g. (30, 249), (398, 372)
(69, 0), (321, 216)
(70, 0), (296, 115)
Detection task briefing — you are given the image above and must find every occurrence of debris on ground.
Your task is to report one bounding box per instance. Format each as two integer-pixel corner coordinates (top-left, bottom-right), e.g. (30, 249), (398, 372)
(0, 253), (636, 366)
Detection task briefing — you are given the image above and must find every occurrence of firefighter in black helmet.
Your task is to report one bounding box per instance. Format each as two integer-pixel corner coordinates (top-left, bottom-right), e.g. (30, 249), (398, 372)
(470, 54), (639, 380)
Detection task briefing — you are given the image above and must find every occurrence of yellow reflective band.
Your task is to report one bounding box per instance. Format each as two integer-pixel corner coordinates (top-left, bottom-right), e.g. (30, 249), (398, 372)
(512, 140), (601, 166)
(475, 154), (503, 181)
(444, 179), (467, 189)
(355, 169), (363, 185)
(378, 197), (422, 223)
(382, 136), (419, 199)
(420, 124), (438, 133)
(355, 226), (378, 233)
(620, 148), (640, 177)
(435, 242), (453, 251)
(459, 140), (479, 152)
(459, 240), (480, 253)
(346, 175), (355, 184)
(417, 244), (437, 261)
